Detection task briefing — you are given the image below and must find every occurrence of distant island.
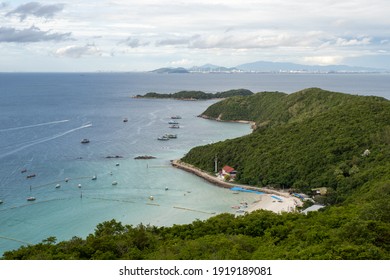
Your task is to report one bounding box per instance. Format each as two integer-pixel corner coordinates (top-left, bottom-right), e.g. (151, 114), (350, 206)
(134, 155), (156, 160)
(150, 60), (388, 74)
(134, 89), (254, 100)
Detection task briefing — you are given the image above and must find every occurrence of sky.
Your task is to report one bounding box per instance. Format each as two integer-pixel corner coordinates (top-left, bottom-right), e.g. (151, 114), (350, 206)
(0, 0), (390, 72)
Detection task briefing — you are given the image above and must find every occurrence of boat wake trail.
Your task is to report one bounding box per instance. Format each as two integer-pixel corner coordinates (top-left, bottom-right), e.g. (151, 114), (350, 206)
(0, 120), (70, 132)
(0, 123), (92, 159)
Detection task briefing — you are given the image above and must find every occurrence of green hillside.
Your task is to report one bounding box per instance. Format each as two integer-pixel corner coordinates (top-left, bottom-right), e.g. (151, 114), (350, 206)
(185, 88), (390, 203)
(2, 88), (389, 260)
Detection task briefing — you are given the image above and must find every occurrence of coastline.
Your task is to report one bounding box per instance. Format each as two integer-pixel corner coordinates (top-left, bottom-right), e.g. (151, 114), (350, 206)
(171, 159), (302, 214)
(197, 114), (257, 130)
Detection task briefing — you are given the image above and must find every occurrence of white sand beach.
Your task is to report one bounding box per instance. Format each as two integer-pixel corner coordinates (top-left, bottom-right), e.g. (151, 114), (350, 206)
(245, 194), (302, 214)
(171, 159), (303, 214)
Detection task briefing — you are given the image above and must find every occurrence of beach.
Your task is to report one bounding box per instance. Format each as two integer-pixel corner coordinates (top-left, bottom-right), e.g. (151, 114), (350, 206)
(171, 159), (303, 214)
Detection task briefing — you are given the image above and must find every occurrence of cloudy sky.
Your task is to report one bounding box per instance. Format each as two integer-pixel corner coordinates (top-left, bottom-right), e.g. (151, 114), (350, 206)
(1, 0), (389, 72)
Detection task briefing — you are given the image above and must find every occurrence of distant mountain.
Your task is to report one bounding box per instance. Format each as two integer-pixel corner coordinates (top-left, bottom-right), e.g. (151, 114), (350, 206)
(150, 61), (387, 74)
(236, 61), (385, 73)
(189, 64), (239, 73)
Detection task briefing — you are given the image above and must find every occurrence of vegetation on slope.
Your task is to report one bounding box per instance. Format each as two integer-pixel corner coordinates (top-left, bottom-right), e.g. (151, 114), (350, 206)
(2, 88), (389, 260)
(185, 88), (390, 203)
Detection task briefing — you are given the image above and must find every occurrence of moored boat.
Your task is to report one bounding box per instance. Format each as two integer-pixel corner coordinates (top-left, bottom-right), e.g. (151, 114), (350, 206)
(168, 120), (179, 124)
(55, 184), (61, 189)
(169, 124), (180, 129)
(81, 138), (90, 144)
(27, 197), (36, 201)
(164, 133), (177, 139)
(171, 115), (182, 119)
(157, 135), (169, 140)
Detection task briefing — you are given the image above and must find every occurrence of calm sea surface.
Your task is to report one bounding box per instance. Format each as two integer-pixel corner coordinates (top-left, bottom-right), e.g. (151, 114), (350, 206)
(0, 72), (389, 255)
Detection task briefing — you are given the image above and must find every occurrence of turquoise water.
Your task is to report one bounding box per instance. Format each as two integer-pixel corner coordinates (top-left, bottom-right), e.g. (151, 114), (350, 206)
(0, 72), (389, 256)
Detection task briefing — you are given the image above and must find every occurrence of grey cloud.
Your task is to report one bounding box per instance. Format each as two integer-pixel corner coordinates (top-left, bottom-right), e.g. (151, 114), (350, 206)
(120, 37), (149, 48)
(0, 26), (71, 43)
(1, 2), (9, 9)
(7, 2), (65, 21)
(156, 35), (198, 46)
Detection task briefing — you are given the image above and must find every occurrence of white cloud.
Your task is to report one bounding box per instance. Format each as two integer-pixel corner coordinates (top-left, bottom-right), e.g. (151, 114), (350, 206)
(304, 56), (344, 65)
(55, 44), (101, 58)
(335, 37), (371, 47)
(170, 58), (193, 67)
(1, 0), (390, 71)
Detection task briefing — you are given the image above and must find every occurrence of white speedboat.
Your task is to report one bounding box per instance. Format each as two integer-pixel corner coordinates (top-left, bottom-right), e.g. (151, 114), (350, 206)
(157, 136), (169, 140)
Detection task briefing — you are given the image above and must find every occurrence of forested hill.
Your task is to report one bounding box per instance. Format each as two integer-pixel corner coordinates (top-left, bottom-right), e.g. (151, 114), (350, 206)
(135, 89), (253, 100)
(183, 88), (390, 203)
(200, 87), (387, 126)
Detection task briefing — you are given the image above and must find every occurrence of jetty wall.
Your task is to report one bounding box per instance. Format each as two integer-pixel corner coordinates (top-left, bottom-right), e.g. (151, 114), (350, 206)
(171, 159), (290, 198)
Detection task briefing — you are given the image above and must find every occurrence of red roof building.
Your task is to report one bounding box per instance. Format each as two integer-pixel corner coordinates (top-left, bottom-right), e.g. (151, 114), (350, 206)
(222, 165), (237, 177)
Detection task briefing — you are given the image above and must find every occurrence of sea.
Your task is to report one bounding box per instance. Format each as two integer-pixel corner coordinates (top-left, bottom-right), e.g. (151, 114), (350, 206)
(0, 72), (389, 255)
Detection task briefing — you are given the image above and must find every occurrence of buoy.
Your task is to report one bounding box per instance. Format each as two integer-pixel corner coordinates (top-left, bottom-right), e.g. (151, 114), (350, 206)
(165, 187), (169, 191)
(65, 178), (69, 182)
(78, 184), (82, 188)
(149, 196), (154, 200)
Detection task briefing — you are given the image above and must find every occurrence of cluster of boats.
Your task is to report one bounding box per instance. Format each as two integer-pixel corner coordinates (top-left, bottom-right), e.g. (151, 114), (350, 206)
(157, 115), (181, 140)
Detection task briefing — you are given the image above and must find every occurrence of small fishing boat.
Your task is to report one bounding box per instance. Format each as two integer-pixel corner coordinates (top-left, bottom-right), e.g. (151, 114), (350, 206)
(0, 200), (3, 204)
(81, 138), (90, 144)
(92, 175), (97, 180)
(168, 120), (179, 124)
(55, 184), (61, 189)
(112, 181), (118, 185)
(157, 135), (169, 141)
(164, 133), (177, 139)
(123, 118), (128, 122)
(27, 197), (36, 201)
(78, 184), (82, 188)
(21, 169), (27, 173)
(169, 124), (180, 129)
(26, 174), (36, 179)
(171, 115), (182, 119)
